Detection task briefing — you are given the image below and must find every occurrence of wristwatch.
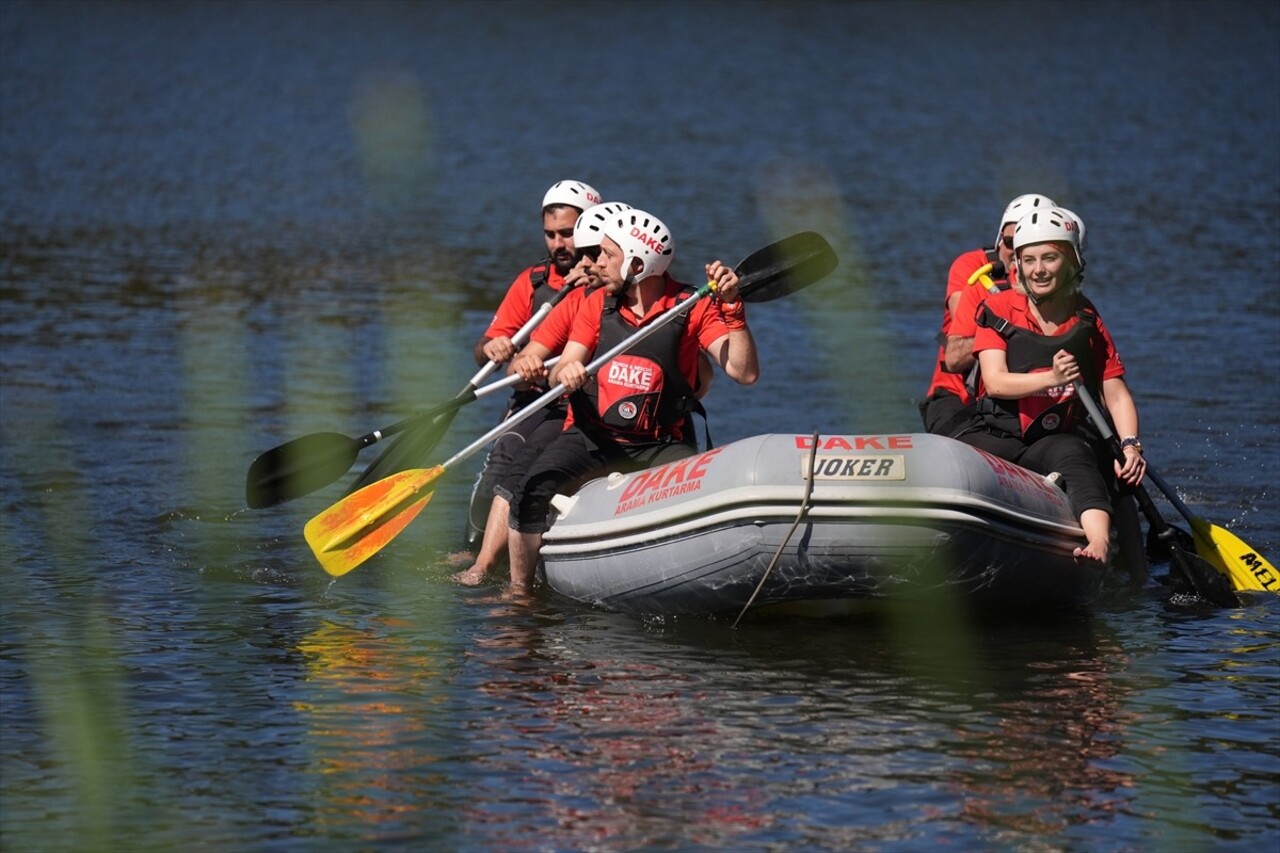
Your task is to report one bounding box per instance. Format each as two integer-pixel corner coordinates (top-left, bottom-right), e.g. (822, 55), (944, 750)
(1120, 436), (1142, 451)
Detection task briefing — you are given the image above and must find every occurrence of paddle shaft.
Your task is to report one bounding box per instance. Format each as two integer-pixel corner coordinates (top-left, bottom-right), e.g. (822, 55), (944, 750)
(348, 357), (559, 449)
(355, 229), (834, 464)
(342, 281), (583, 493)
(462, 282), (574, 389)
(1074, 383), (1237, 606)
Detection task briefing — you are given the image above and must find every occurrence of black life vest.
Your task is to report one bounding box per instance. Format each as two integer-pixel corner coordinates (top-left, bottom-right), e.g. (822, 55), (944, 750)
(976, 303), (1101, 441)
(529, 258), (555, 310)
(571, 285), (703, 444)
(505, 258), (560, 407)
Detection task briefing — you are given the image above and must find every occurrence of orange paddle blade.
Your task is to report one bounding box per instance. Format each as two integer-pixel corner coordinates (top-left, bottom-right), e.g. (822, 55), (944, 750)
(304, 466), (444, 577)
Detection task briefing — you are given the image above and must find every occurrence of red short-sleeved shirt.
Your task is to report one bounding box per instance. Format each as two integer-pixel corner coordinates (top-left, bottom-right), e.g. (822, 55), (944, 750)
(563, 275), (730, 432)
(924, 248), (992, 400)
(530, 286), (591, 355)
(941, 248), (991, 336)
(973, 289), (1126, 382)
(483, 262), (569, 341)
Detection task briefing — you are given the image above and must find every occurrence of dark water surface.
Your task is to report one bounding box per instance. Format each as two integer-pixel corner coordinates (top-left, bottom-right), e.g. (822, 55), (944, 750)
(3, 1), (1278, 850)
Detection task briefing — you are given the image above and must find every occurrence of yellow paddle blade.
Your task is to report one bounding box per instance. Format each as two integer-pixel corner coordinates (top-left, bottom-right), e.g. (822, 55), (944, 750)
(1188, 516), (1279, 593)
(304, 466), (445, 577)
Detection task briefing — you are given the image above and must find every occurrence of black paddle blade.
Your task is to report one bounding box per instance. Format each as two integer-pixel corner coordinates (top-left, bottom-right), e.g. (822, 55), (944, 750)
(1171, 544), (1240, 608)
(1134, 484), (1236, 607)
(347, 408), (460, 495)
(739, 231), (838, 303)
(246, 432), (361, 509)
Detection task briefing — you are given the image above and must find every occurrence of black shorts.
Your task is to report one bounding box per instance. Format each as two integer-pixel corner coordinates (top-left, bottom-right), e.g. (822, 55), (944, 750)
(509, 425), (696, 534)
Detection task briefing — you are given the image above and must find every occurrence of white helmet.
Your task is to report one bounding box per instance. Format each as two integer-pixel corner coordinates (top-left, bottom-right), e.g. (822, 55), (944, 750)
(542, 180), (602, 213)
(1012, 207), (1084, 267)
(1056, 206), (1086, 257)
(997, 193), (1056, 244)
(603, 208), (674, 282)
(573, 202), (633, 249)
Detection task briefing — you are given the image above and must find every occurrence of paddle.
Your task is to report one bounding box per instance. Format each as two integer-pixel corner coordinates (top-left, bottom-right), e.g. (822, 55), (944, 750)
(344, 279), (588, 496)
(1144, 463), (1277, 594)
(245, 276), (582, 509)
(1074, 384), (1239, 607)
(305, 231), (838, 577)
(245, 360), (558, 508)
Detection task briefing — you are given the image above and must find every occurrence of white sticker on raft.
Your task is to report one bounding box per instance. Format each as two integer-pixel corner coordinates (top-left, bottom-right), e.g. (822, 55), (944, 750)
(803, 454), (907, 480)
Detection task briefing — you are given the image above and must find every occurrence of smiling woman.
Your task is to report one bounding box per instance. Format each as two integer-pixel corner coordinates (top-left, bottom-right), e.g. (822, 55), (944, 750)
(956, 207), (1146, 569)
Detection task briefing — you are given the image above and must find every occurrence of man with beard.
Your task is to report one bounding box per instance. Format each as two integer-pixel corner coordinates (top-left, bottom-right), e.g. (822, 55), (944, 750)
(460, 181), (603, 552)
(474, 180), (603, 366)
(454, 200), (628, 584)
(505, 207), (759, 593)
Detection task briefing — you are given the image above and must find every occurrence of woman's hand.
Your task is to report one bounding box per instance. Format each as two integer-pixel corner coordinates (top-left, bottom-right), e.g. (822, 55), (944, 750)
(1115, 445), (1147, 486)
(1052, 349), (1081, 386)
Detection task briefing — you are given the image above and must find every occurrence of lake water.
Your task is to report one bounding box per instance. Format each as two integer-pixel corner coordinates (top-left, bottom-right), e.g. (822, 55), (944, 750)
(2, 1), (1278, 850)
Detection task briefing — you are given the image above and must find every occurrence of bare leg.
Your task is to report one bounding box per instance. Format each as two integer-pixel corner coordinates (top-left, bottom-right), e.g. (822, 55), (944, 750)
(508, 529), (543, 592)
(1074, 507), (1111, 564)
(452, 496), (511, 585)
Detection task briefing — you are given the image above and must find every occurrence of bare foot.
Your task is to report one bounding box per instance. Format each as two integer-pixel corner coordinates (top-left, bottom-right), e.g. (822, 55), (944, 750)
(452, 565), (487, 586)
(1073, 539), (1109, 565)
(443, 551), (474, 568)
(501, 582), (536, 604)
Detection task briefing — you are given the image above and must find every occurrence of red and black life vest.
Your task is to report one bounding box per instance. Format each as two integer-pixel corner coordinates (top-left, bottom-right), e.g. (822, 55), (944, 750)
(503, 258), (560, 408)
(976, 304), (1101, 442)
(571, 288), (702, 444)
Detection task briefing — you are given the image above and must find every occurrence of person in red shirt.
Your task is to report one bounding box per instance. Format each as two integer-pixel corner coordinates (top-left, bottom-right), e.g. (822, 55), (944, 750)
(453, 201), (630, 586)
(959, 206), (1146, 565)
(355, 180), (602, 496)
(505, 208), (760, 592)
(458, 181), (603, 548)
(919, 193), (1056, 436)
(472, 180), (603, 366)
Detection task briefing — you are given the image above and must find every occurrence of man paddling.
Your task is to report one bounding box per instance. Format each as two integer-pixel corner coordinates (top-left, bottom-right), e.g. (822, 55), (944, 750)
(453, 201), (631, 585)
(505, 208), (760, 593)
(350, 180), (603, 495)
(459, 180), (603, 539)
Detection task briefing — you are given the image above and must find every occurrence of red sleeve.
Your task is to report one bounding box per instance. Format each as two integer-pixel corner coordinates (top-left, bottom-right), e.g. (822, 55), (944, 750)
(949, 282), (989, 339)
(946, 249), (986, 304)
(530, 288), (584, 354)
(483, 270), (535, 340)
(690, 297), (732, 351)
(567, 288), (605, 354)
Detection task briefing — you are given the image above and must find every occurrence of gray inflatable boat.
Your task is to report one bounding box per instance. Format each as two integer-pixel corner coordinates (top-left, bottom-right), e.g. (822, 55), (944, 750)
(540, 432), (1110, 617)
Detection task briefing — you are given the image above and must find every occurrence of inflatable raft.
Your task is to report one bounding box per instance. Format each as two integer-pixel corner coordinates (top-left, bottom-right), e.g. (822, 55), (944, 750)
(540, 432), (1112, 617)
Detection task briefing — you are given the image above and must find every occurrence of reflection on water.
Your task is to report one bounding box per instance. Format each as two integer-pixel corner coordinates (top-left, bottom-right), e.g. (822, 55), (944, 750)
(277, 597), (1238, 850)
(3, 0), (1279, 849)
